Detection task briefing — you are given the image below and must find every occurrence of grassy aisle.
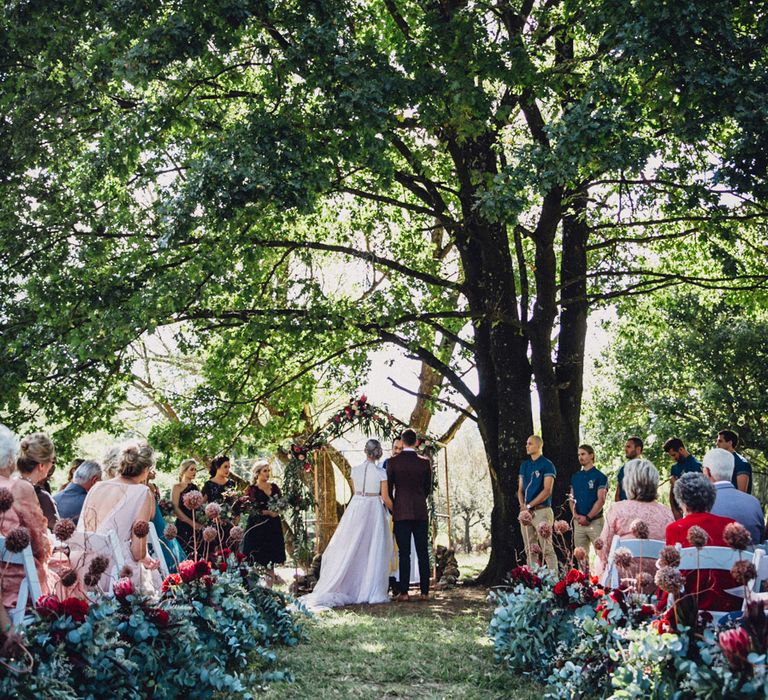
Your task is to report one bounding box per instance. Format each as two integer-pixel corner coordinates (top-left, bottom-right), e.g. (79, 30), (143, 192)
(262, 587), (540, 699)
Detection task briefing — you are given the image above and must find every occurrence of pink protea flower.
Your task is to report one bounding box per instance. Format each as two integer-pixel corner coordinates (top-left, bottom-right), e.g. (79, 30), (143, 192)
(723, 522), (752, 551)
(553, 520), (571, 535)
(518, 510), (534, 527)
(113, 577), (135, 599)
(593, 538), (604, 551)
(731, 560), (757, 585)
(53, 518), (76, 541)
(204, 502), (222, 521)
(228, 525), (244, 543)
(719, 627), (751, 670)
(614, 547), (633, 568)
(202, 526), (218, 543)
(0, 487), (14, 512)
(687, 525), (708, 548)
(183, 490), (204, 510)
(88, 554), (110, 577)
(164, 523), (178, 540)
(4, 526), (30, 552)
(630, 519), (649, 540)
(573, 546), (587, 562)
(655, 566), (684, 594)
(537, 522), (553, 540)
(132, 520), (149, 538)
(659, 545), (681, 568)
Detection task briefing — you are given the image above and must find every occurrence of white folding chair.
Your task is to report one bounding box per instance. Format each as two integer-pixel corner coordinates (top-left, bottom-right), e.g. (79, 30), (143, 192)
(0, 535), (43, 626)
(52, 530), (125, 594)
(147, 522), (170, 578)
(676, 545), (764, 622)
(756, 544), (768, 588)
(604, 537), (666, 588)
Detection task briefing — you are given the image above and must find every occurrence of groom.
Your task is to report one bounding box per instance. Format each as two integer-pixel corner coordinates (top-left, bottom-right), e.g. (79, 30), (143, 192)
(386, 428), (432, 601)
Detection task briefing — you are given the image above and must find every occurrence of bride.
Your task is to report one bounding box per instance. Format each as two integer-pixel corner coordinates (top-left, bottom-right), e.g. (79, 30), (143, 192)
(299, 439), (394, 609)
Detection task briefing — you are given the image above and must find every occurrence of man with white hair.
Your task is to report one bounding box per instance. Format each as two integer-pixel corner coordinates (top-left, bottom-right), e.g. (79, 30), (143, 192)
(53, 459), (102, 525)
(703, 448), (764, 546)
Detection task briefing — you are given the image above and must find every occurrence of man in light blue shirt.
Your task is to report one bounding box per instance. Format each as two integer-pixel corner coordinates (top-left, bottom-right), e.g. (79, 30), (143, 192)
(704, 448), (764, 546)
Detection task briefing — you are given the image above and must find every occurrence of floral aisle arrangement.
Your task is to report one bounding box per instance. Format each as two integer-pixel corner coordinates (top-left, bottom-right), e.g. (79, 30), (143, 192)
(0, 493), (306, 699)
(489, 520), (768, 699)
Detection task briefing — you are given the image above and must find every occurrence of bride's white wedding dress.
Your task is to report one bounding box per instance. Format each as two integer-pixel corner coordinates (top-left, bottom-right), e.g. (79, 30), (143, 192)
(299, 459), (394, 610)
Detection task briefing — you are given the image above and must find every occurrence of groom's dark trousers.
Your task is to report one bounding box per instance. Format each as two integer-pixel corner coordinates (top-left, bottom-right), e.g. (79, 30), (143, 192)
(393, 520), (430, 595)
(386, 448), (433, 596)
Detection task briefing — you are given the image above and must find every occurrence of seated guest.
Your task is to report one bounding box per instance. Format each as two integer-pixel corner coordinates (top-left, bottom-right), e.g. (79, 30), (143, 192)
(0, 424), (52, 609)
(715, 429), (753, 494)
(58, 458), (84, 492)
(569, 444), (608, 561)
(79, 441), (161, 594)
(101, 442), (123, 479)
(598, 459), (673, 577)
(17, 432), (59, 529)
(666, 472), (740, 612)
(704, 448), (764, 546)
(52, 460), (102, 525)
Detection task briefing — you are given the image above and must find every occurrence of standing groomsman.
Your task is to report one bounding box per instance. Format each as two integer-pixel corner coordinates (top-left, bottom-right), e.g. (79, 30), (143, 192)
(518, 435), (557, 571)
(570, 445), (608, 559)
(615, 436), (644, 502)
(663, 437), (702, 519)
(716, 429), (753, 494)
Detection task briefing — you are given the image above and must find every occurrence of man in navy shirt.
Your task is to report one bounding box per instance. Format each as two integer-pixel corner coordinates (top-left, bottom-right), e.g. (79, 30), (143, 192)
(716, 429), (753, 494)
(517, 435), (557, 571)
(614, 436), (643, 502)
(570, 445), (608, 559)
(53, 460), (102, 525)
(663, 437), (701, 519)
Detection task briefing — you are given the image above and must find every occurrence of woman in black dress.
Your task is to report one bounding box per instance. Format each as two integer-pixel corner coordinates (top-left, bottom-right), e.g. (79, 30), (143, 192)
(202, 455), (237, 547)
(243, 460), (286, 578)
(171, 458), (201, 556)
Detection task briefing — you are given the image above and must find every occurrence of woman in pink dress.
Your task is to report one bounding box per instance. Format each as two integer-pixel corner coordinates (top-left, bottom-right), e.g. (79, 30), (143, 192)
(78, 441), (161, 594)
(0, 425), (51, 609)
(597, 459), (674, 582)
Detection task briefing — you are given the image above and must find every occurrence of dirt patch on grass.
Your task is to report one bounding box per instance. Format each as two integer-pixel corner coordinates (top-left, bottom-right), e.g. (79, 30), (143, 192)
(340, 585), (492, 618)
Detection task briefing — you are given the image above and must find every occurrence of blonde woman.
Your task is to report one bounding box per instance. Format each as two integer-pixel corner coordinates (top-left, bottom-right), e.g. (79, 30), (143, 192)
(171, 458), (201, 555)
(243, 460), (286, 575)
(17, 432), (59, 530)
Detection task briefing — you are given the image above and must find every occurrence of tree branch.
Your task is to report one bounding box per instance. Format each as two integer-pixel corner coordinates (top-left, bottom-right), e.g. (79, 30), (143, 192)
(387, 376), (477, 422)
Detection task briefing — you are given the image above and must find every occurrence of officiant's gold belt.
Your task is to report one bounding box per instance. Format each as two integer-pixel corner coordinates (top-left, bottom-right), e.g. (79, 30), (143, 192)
(354, 491), (380, 497)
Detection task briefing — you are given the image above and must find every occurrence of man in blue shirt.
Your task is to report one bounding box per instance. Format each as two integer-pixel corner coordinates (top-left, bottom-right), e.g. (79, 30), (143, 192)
(704, 448), (764, 545)
(53, 460), (102, 525)
(517, 435), (557, 571)
(570, 445), (608, 559)
(614, 436), (643, 502)
(663, 437), (701, 520)
(716, 429), (753, 494)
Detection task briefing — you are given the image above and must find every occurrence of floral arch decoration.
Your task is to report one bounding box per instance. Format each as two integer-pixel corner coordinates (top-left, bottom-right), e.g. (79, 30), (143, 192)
(281, 396), (439, 563)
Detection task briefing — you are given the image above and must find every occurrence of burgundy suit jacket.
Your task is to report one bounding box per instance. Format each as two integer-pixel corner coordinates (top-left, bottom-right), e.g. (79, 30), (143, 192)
(665, 511), (740, 612)
(386, 450), (432, 521)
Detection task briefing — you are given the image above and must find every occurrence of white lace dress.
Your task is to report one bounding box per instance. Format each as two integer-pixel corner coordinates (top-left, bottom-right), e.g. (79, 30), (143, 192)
(299, 460), (394, 610)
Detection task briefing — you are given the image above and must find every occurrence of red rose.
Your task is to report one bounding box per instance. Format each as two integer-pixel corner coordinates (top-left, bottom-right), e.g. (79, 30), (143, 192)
(61, 597), (89, 623)
(565, 569), (585, 585)
(590, 575), (599, 585)
(113, 577), (134, 599)
(359, 394), (367, 403)
(177, 560), (197, 583)
(303, 462), (312, 472)
(641, 604), (655, 616)
(162, 573), (182, 592)
(36, 594), (62, 617)
(194, 559), (211, 577)
(149, 608), (171, 626)
(235, 552), (246, 562)
(553, 580), (567, 596)
(218, 561), (228, 573)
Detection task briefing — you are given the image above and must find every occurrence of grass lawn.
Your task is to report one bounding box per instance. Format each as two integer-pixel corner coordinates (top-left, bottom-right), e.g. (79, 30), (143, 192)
(263, 577), (541, 699)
